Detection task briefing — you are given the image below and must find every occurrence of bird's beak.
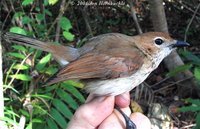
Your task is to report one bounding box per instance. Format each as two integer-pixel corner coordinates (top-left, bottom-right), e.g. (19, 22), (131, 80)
(172, 40), (190, 48)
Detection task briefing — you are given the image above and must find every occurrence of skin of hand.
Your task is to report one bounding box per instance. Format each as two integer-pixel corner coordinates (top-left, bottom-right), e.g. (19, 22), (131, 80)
(67, 93), (151, 129)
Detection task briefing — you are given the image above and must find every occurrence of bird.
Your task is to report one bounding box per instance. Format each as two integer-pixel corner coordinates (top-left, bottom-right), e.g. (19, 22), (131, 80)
(3, 32), (190, 95)
(3, 32), (189, 129)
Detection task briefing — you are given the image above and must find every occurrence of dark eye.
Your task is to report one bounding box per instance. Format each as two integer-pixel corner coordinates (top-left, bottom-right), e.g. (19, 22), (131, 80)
(154, 38), (164, 45)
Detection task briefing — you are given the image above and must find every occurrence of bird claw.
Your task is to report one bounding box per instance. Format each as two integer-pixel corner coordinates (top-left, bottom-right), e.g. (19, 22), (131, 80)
(114, 105), (137, 129)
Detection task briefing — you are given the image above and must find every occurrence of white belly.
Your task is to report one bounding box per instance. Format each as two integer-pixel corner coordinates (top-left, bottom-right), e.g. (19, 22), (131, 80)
(85, 63), (153, 96)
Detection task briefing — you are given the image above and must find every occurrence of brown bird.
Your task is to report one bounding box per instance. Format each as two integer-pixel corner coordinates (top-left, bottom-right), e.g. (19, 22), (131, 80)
(3, 32), (189, 129)
(3, 32), (189, 96)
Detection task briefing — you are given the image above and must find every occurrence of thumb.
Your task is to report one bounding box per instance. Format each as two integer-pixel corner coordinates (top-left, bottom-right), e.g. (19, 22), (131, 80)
(67, 96), (115, 129)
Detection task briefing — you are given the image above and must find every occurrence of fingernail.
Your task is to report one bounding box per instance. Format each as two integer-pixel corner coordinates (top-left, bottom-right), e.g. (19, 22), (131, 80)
(120, 93), (129, 101)
(85, 95), (106, 103)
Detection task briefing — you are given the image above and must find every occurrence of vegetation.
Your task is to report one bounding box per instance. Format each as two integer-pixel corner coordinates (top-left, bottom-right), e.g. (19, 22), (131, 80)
(0, 0), (200, 128)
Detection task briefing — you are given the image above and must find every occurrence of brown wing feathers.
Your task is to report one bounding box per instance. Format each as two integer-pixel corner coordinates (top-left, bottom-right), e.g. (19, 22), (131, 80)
(47, 48), (144, 85)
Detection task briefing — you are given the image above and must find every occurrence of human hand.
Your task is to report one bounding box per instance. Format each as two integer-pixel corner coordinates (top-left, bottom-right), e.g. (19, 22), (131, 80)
(67, 93), (151, 129)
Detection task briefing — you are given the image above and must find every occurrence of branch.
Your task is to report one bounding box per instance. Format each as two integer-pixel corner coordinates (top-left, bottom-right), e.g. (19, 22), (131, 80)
(176, 0), (200, 17)
(148, 0), (199, 97)
(47, 0), (70, 37)
(128, 0), (143, 34)
(82, 6), (93, 37)
(184, 3), (200, 41)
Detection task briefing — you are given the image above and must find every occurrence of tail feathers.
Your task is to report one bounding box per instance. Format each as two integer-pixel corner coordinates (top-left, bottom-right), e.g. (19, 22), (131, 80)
(3, 32), (53, 53)
(3, 32), (80, 63)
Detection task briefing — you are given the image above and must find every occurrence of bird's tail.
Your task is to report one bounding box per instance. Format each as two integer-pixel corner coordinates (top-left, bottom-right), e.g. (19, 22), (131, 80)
(2, 32), (80, 65)
(3, 32), (55, 53)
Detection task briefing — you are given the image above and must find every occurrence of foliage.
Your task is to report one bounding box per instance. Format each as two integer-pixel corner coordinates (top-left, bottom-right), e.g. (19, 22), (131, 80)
(1, 0), (85, 129)
(1, 0), (200, 128)
(180, 50), (200, 85)
(167, 63), (193, 77)
(167, 49), (200, 85)
(165, 48), (200, 128)
(3, 39), (85, 128)
(174, 50), (200, 129)
(178, 98), (200, 129)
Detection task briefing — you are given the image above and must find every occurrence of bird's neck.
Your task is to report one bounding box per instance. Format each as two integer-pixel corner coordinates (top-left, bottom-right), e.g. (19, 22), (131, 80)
(152, 48), (172, 69)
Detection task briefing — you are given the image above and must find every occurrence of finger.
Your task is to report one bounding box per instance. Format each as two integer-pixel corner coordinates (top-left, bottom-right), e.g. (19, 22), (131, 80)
(67, 96), (115, 129)
(85, 94), (96, 103)
(130, 112), (151, 129)
(115, 92), (130, 108)
(98, 107), (131, 129)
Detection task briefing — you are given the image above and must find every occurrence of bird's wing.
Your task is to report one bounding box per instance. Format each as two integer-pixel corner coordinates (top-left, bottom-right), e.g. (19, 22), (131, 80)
(46, 45), (145, 85)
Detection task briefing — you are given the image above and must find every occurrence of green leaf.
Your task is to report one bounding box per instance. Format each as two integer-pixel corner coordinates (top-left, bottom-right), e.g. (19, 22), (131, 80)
(31, 94), (52, 100)
(167, 64), (192, 77)
(44, 9), (52, 16)
(56, 89), (79, 110)
(43, 0), (49, 6)
(48, 0), (58, 5)
(47, 118), (59, 129)
(36, 54), (51, 71)
(26, 122), (32, 129)
(61, 84), (85, 103)
(22, 16), (32, 24)
(13, 12), (24, 19)
(13, 64), (29, 70)
(8, 52), (26, 59)
(50, 108), (68, 129)
(0, 116), (19, 126)
(29, 49), (42, 61)
(63, 80), (84, 88)
(52, 99), (73, 119)
(195, 112), (200, 129)
(3, 85), (19, 94)
(59, 17), (72, 31)
(12, 45), (27, 52)
(63, 31), (74, 41)
(194, 67), (200, 81)
(36, 14), (44, 21)
(35, 24), (46, 32)
(32, 105), (48, 116)
(45, 66), (58, 75)
(180, 50), (200, 66)
(9, 27), (27, 35)
(20, 109), (30, 118)
(22, 0), (33, 6)
(10, 74), (31, 81)
(44, 85), (59, 92)
(32, 118), (43, 123)
(178, 105), (200, 112)
(186, 98), (200, 106)
(4, 109), (19, 117)
(178, 98), (200, 112)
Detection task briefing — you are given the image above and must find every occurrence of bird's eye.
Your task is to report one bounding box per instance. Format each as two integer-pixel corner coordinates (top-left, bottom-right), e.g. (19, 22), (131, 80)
(154, 38), (164, 45)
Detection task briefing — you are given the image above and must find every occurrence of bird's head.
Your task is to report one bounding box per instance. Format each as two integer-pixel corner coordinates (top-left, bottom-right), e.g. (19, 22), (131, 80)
(132, 32), (190, 68)
(133, 32), (190, 58)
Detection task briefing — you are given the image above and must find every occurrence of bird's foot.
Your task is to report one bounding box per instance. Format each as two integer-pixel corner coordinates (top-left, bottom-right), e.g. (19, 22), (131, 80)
(114, 105), (136, 129)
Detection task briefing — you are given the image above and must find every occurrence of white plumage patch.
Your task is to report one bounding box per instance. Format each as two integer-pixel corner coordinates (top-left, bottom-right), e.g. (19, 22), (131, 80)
(59, 59), (69, 66)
